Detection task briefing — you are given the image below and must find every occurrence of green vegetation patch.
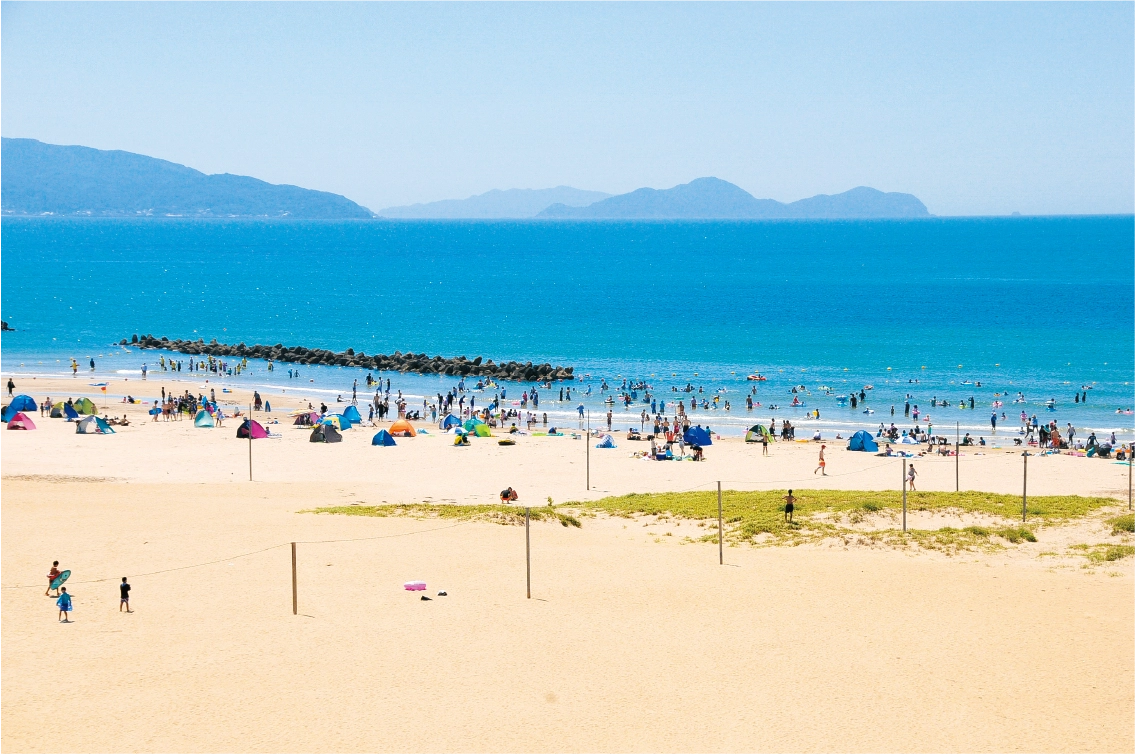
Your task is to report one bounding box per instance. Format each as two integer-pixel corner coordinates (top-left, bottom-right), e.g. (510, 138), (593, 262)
(1109, 514), (1135, 535)
(569, 489), (1098, 550)
(1070, 544), (1135, 563)
(304, 503), (582, 528)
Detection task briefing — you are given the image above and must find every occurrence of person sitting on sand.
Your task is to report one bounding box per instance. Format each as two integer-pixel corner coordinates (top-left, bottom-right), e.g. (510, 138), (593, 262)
(783, 491), (796, 523)
(499, 487), (519, 504)
(692, 444), (704, 461)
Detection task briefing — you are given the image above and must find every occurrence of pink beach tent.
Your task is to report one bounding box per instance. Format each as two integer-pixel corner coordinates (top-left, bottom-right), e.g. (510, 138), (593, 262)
(6, 412), (36, 430)
(403, 581), (427, 591)
(236, 419), (269, 439)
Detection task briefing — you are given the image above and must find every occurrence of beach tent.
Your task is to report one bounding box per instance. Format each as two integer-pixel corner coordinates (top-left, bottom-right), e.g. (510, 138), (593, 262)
(310, 424), (342, 443)
(50, 401), (79, 419)
(343, 405), (362, 423)
(595, 434), (617, 449)
(389, 419), (417, 437)
(330, 414), (354, 430)
(745, 425), (771, 443)
(896, 435), (920, 445)
(236, 419), (269, 439)
(193, 409), (215, 428)
(371, 429), (397, 446)
(7, 412), (36, 430)
(683, 426), (712, 446)
(439, 414), (461, 430)
(74, 397), (98, 415)
(9, 395), (37, 412)
(320, 415), (344, 430)
(463, 417), (486, 432)
(293, 412), (320, 426)
(472, 423), (491, 437)
(847, 430), (879, 452)
(75, 415), (114, 434)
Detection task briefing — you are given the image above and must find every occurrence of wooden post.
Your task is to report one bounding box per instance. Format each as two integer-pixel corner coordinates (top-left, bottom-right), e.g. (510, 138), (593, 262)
(248, 403), (253, 482)
(1022, 451), (1028, 522)
(290, 542), (297, 615)
(717, 481), (723, 565)
(955, 421), (959, 492)
(586, 410), (590, 491)
(1129, 451), (1132, 511)
(902, 459), (907, 532)
(525, 507), (531, 599)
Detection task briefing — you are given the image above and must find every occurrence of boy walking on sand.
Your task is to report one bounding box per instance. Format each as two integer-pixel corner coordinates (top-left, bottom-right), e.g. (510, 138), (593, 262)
(57, 587), (73, 622)
(46, 561), (61, 597)
(907, 464), (918, 491)
(814, 445), (827, 475)
(119, 578), (132, 612)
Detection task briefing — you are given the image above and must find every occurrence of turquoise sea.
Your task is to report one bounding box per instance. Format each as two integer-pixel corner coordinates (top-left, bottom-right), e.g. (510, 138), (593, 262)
(2, 217), (1132, 439)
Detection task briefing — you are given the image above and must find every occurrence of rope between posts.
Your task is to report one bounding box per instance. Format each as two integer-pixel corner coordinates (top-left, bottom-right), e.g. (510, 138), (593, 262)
(295, 520), (470, 545)
(2, 521), (471, 590)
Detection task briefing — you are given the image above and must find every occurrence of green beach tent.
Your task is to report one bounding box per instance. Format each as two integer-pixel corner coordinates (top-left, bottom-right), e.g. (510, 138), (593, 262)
(745, 425), (771, 443)
(74, 397), (98, 415)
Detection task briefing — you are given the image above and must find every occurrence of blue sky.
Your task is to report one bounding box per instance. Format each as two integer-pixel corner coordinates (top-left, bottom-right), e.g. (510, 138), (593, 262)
(2, 2), (1132, 215)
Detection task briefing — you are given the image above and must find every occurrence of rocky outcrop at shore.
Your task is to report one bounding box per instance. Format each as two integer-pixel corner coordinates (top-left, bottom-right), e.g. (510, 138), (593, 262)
(123, 334), (575, 382)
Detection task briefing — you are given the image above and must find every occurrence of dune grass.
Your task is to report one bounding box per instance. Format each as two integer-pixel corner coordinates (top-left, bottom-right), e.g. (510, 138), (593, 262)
(1109, 513), (1135, 535)
(1070, 543), (1135, 563)
(305, 489), (1116, 555)
(305, 503), (582, 528)
(570, 489), (1107, 551)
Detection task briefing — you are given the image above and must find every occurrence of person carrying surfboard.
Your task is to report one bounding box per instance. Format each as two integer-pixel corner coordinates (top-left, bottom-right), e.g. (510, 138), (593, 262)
(46, 561), (61, 597)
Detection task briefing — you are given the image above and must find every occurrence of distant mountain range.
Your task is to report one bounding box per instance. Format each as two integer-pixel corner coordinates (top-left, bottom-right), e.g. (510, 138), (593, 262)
(1, 138), (373, 219)
(1, 138), (930, 220)
(378, 187), (611, 219)
(538, 177), (930, 219)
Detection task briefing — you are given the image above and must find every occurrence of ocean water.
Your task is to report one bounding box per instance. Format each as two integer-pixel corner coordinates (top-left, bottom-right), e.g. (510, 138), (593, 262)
(1, 217), (1132, 440)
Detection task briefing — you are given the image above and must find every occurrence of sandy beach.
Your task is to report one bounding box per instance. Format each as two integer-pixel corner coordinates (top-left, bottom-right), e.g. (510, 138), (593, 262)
(3, 375), (1133, 752)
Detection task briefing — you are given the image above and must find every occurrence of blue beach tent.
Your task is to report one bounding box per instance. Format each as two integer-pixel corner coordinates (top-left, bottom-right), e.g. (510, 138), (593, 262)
(371, 429), (397, 446)
(194, 409), (215, 428)
(848, 430), (879, 452)
(683, 426), (712, 447)
(439, 414), (461, 430)
(10, 395), (37, 412)
(595, 434), (617, 449)
(343, 405), (362, 423)
(63, 403), (80, 421)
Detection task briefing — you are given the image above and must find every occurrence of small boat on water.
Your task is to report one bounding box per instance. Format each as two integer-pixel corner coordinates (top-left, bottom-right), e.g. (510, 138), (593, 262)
(747, 373), (767, 381)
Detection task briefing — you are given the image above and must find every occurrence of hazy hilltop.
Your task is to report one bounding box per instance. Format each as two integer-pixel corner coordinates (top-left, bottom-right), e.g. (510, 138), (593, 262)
(538, 177), (930, 219)
(1, 138), (373, 219)
(378, 186), (611, 219)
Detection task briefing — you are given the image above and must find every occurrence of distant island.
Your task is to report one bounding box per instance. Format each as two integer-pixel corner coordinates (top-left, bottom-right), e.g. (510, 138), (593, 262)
(1, 138), (373, 219)
(378, 187), (611, 219)
(538, 178), (930, 220)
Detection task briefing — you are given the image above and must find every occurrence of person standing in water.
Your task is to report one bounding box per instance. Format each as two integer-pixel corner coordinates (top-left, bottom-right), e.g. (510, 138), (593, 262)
(814, 445), (827, 476)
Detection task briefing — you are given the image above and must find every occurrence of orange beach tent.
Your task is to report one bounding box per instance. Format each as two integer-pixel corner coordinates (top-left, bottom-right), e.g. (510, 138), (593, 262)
(389, 419), (417, 437)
